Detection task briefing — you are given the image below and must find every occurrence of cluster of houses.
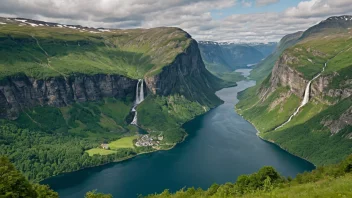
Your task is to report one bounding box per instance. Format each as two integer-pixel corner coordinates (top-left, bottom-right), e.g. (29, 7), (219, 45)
(135, 134), (163, 147)
(100, 143), (109, 150)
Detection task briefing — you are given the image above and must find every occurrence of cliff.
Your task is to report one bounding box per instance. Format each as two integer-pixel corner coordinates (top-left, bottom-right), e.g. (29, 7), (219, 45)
(0, 74), (136, 120)
(236, 15), (352, 165)
(145, 40), (223, 107)
(0, 17), (223, 120)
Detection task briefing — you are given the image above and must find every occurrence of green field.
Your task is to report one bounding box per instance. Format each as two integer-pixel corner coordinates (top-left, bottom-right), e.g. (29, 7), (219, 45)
(86, 136), (138, 156)
(86, 148), (117, 156)
(109, 136), (138, 150)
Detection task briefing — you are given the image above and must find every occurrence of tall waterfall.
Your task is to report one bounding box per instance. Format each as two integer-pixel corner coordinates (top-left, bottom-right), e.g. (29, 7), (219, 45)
(275, 62), (327, 130)
(131, 79), (145, 125)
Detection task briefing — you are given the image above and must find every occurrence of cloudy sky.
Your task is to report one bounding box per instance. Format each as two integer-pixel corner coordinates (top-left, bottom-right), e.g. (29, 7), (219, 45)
(1, 0), (352, 43)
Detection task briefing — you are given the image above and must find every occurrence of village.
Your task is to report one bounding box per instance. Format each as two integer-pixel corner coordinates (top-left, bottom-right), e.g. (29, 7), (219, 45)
(135, 134), (163, 147)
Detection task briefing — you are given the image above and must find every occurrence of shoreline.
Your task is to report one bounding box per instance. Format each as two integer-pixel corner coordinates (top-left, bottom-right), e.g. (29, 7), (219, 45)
(233, 73), (317, 169)
(42, 78), (315, 184)
(235, 109), (317, 168)
(41, 113), (197, 183)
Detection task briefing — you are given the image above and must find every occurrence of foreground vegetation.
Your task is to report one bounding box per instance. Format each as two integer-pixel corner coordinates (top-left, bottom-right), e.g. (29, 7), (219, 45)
(3, 154), (352, 198)
(145, 155), (352, 198)
(0, 156), (113, 198)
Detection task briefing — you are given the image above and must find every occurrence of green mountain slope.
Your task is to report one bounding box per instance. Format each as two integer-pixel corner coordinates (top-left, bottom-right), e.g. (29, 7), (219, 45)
(0, 17), (223, 182)
(249, 31), (303, 81)
(0, 18), (192, 79)
(236, 15), (352, 166)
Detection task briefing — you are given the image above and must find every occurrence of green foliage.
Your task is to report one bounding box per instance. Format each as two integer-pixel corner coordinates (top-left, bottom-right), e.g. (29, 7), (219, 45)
(0, 156), (58, 198)
(0, 156), (37, 197)
(284, 34), (352, 79)
(262, 98), (352, 165)
(138, 95), (207, 143)
(0, 123), (137, 182)
(85, 190), (112, 198)
(238, 87), (300, 132)
(32, 184), (59, 198)
(146, 155), (352, 198)
(16, 106), (67, 133)
(237, 28), (352, 166)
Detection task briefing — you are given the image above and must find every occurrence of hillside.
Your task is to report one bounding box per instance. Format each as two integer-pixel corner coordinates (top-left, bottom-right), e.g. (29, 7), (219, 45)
(249, 31), (303, 81)
(198, 41), (276, 85)
(236, 15), (352, 166)
(0, 17), (223, 182)
(0, 18), (193, 79)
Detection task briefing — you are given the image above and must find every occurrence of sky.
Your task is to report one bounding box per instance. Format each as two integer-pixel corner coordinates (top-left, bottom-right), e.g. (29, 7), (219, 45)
(0, 0), (352, 43)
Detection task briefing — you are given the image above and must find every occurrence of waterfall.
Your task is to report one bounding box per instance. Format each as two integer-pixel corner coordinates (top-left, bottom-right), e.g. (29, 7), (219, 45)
(275, 62), (327, 130)
(131, 79), (145, 125)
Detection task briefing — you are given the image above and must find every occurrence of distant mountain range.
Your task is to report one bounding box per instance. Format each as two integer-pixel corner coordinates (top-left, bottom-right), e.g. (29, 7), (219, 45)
(197, 41), (277, 85)
(198, 41), (277, 71)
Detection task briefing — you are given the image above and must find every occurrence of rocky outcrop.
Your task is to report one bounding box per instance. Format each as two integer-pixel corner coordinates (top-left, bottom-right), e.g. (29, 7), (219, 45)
(263, 53), (351, 103)
(322, 106), (352, 134)
(0, 39), (223, 120)
(260, 53), (308, 99)
(0, 74), (137, 120)
(145, 40), (223, 107)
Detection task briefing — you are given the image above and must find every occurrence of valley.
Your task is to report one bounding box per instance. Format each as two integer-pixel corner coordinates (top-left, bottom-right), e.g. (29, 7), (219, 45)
(42, 74), (314, 198)
(0, 10), (351, 198)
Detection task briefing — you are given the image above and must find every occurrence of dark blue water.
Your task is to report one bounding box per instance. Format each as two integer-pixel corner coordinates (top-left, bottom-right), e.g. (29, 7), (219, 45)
(43, 80), (315, 198)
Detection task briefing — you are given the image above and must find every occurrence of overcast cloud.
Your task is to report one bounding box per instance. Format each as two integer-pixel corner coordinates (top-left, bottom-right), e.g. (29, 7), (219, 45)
(0, 0), (351, 43)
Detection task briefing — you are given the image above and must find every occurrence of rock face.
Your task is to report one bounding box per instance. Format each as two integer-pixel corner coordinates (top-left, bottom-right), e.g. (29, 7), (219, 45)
(266, 53), (308, 98)
(263, 53), (351, 103)
(322, 106), (352, 134)
(0, 39), (223, 120)
(0, 74), (137, 120)
(145, 40), (222, 107)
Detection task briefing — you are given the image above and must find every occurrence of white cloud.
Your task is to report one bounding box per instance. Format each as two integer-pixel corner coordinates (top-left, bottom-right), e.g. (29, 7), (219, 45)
(242, 0), (253, 7)
(0, 0), (352, 43)
(256, 0), (280, 7)
(285, 0), (352, 18)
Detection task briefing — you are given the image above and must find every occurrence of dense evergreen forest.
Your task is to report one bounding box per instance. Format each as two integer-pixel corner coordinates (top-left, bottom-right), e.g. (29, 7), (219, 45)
(0, 156), (113, 198)
(0, 123), (137, 182)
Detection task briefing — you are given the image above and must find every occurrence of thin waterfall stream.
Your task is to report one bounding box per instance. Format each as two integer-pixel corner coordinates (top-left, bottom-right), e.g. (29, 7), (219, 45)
(275, 62), (327, 130)
(131, 79), (145, 125)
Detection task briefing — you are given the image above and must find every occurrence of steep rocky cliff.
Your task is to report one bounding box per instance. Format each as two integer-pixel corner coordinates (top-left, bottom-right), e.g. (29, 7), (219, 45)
(236, 15), (352, 165)
(0, 17), (223, 120)
(0, 74), (136, 120)
(249, 31), (303, 81)
(145, 40), (223, 107)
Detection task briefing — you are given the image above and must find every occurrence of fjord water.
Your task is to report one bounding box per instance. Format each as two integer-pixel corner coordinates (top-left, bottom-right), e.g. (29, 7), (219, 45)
(43, 79), (315, 198)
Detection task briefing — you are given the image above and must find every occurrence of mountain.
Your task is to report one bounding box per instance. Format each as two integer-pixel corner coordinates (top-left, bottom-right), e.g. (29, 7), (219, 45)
(0, 17), (223, 181)
(236, 15), (352, 165)
(198, 41), (277, 85)
(249, 31), (303, 81)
